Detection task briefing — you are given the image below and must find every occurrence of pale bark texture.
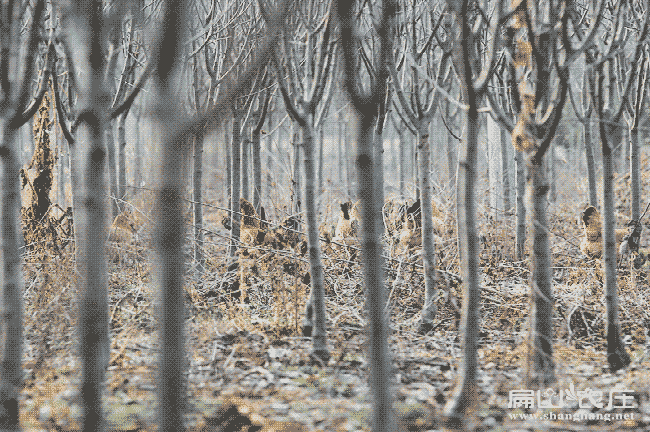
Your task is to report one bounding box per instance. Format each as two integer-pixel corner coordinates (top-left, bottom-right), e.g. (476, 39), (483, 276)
(193, 129), (205, 277)
(106, 123), (119, 216)
(64, 0), (112, 429)
(335, 0), (396, 429)
(117, 113), (128, 201)
(241, 137), (250, 202)
(133, 106), (143, 189)
(444, 0), (503, 423)
(230, 111), (242, 256)
(515, 150), (526, 259)
(588, 3), (649, 371)
(153, 1), (189, 430)
(584, 121), (598, 206)
(500, 128), (512, 212)
(269, 0), (334, 358)
(388, 10), (451, 329)
(487, 114), (502, 216)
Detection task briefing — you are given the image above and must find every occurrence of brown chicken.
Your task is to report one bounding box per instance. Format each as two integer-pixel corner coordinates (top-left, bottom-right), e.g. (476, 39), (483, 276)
(579, 206), (627, 259)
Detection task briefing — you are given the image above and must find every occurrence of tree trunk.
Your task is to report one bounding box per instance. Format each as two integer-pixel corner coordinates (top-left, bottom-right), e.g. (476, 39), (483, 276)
(318, 126), (324, 196)
(292, 126), (301, 213)
(134, 111), (142, 190)
(584, 119), (598, 207)
(630, 126), (640, 221)
(445, 104), (480, 421)
(358, 115), (393, 431)
(487, 114), (501, 217)
(447, 125), (457, 189)
(225, 120), (232, 206)
(241, 137), (250, 202)
(252, 128), (262, 212)
(549, 145), (557, 203)
(414, 135), (420, 200)
(301, 120), (329, 360)
(106, 121), (119, 216)
(230, 112), (242, 257)
(515, 150), (526, 259)
(0, 125), (24, 429)
(193, 129), (205, 278)
(501, 127), (512, 213)
(398, 123), (405, 197)
(157, 121), (187, 432)
(418, 127), (439, 332)
(79, 117), (110, 431)
(266, 111), (273, 199)
(337, 120), (343, 185)
(117, 112), (128, 202)
(526, 156), (555, 387)
(601, 125), (631, 372)
(374, 130), (385, 219)
(344, 122), (352, 198)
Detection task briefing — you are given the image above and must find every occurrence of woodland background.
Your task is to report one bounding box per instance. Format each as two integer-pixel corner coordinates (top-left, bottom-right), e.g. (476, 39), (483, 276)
(1, 0), (650, 431)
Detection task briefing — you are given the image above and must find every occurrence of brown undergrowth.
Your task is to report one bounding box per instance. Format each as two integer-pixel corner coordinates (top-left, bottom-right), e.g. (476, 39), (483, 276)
(17, 188), (650, 430)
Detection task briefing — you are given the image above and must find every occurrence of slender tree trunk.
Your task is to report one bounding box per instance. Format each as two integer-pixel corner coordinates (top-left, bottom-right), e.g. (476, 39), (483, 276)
(374, 130), (385, 217)
(630, 126), (640, 220)
(414, 135), (420, 200)
(487, 114), (501, 217)
(398, 124), (405, 197)
(106, 121), (119, 216)
(344, 122), (351, 198)
(357, 115), (393, 431)
(515, 150), (526, 259)
(225, 120), (232, 205)
(79, 116), (110, 432)
(292, 127), (301, 213)
(526, 155), (555, 386)
(318, 126), (324, 195)
(193, 130), (205, 277)
(157, 117), (187, 432)
(446, 105), (480, 420)
(134, 112), (142, 190)
(230, 113), (241, 257)
(301, 120), (329, 360)
(241, 137), (250, 202)
(266, 111), (273, 198)
(57, 125), (65, 205)
(501, 127), (512, 212)
(117, 112), (128, 202)
(584, 119), (598, 207)
(337, 120), (343, 185)
(252, 128), (262, 212)
(418, 127), (439, 332)
(447, 126), (457, 189)
(622, 127), (629, 176)
(549, 145), (557, 203)
(0, 125), (23, 429)
(601, 125), (631, 371)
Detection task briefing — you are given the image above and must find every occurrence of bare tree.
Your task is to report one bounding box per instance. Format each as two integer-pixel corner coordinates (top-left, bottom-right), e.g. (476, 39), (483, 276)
(588, 0), (649, 371)
(567, 45), (598, 207)
(266, 0), (335, 359)
(0, 1), (48, 427)
(335, 0), (396, 429)
(388, 0), (453, 331)
(443, 0), (503, 423)
(488, 0), (607, 385)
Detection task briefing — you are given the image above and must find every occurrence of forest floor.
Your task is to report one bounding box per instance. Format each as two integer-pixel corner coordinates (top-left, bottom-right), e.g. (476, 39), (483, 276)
(17, 180), (650, 431)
